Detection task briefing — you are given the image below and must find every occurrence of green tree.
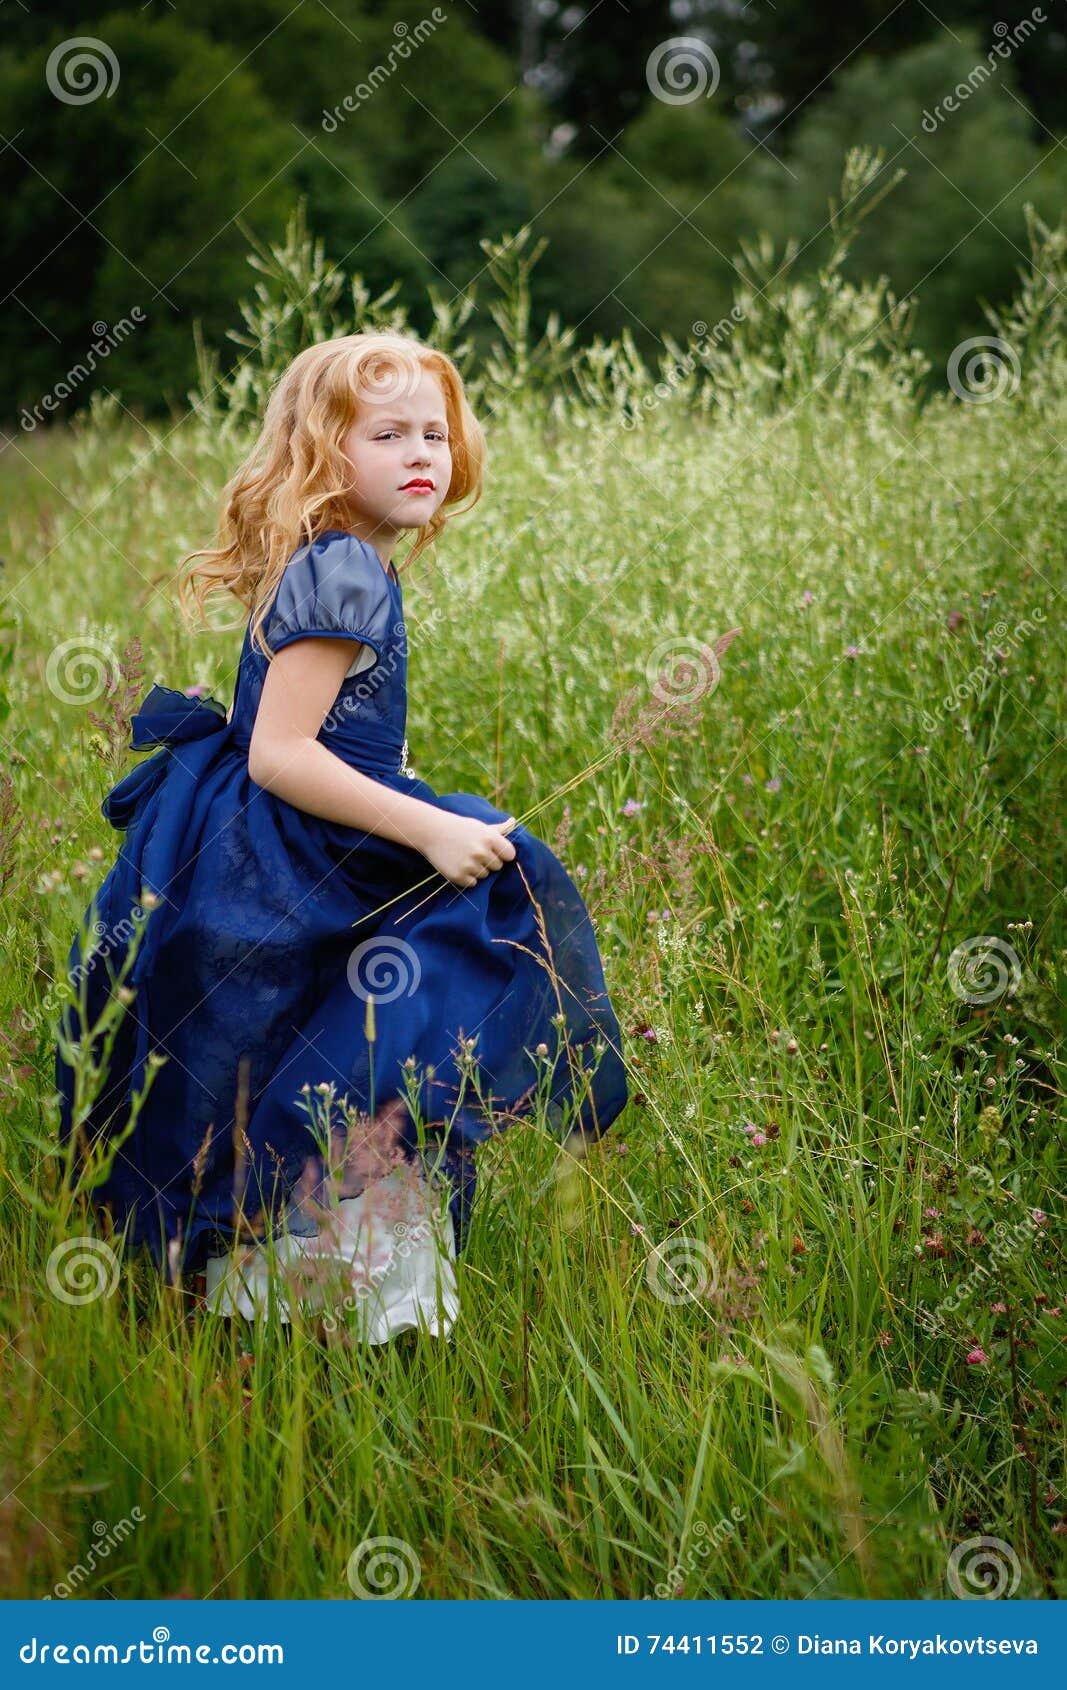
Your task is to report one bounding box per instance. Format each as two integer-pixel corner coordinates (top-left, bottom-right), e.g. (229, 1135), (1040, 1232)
(534, 98), (751, 353)
(698, 0), (1066, 139)
(2, 12), (298, 419)
(742, 28), (1067, 372)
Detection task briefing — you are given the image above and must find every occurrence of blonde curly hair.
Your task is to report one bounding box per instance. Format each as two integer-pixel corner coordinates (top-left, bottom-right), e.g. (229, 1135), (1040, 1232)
(177, 331), (486, 662)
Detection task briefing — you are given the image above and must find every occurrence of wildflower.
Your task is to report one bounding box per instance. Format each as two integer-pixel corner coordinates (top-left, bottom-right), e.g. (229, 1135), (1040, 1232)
(800, 590), (815, 605)
(980, 1107), (1004, 1143)
(535, 1042), (549, 1057)
(946, 609), (965, 631)
(784, 1037), (799, 1057)
(991, 1301), (1007, 1314)
(764, 776), (781, 793)
(923, 1234), (946, 1256)
(844, 644), (860, 659)
(741, 773), (753, 786)
(1031, 1208), (1048, 1227)
(923, 1206), (940, 1218)
(630, 1222), (645, 1235)
(750, 1132), (767, 1147)
(966, 1346), (989, 1365)
(875, 1330), (892, 1347)
(621, 797), (643, 816)
(965, 1227), (985, 1247)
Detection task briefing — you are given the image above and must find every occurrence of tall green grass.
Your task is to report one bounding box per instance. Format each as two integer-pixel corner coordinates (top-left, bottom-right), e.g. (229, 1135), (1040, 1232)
(1, 150), (1063, 1599)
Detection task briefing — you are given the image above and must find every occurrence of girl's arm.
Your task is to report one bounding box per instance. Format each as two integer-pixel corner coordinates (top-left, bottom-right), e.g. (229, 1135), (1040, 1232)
(247, 635), (441, 853)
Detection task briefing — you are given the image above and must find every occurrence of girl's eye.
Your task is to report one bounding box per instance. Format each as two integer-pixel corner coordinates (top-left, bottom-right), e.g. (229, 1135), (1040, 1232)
(374, 429), (448, 442)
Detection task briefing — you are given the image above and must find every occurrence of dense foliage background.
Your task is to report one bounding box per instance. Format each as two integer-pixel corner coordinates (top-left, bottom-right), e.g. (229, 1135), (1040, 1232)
(4, 0), (1067, 421)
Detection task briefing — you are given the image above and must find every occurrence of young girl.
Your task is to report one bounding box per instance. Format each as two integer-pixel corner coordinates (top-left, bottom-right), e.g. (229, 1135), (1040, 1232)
(55, 331), (629, 1341)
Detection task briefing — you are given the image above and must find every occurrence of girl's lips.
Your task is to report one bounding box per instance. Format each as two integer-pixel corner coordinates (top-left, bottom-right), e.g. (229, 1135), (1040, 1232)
(400, 484), (434, 493)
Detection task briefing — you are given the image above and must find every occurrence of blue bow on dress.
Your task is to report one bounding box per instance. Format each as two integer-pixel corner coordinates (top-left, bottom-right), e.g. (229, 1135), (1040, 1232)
(101, 683), (231, 831)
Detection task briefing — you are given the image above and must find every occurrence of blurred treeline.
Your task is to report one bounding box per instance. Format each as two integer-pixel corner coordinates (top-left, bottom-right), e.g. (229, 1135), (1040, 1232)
(4, 0), (1066, 423)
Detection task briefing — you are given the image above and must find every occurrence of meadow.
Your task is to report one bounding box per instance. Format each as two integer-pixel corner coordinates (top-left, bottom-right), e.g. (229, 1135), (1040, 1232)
(1, 152), (1064, 1599)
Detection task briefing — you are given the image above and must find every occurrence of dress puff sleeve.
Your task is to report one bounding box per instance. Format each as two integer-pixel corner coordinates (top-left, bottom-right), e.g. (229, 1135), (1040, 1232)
(264, 530), (394, 671)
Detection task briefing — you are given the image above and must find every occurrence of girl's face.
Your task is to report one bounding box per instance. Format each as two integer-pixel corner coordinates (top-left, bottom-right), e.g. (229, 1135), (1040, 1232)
(338, 366), (453, 551)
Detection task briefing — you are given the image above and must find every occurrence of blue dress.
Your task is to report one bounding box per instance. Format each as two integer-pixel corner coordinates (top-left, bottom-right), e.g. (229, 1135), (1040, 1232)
(54, 530), (629, 1279)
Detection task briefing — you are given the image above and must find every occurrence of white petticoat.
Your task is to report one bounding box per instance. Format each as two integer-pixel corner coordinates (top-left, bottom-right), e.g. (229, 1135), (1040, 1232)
(202, 1165), (459, 1342)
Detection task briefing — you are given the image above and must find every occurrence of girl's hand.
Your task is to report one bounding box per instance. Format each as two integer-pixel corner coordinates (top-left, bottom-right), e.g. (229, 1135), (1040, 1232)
(418, 811), (518, 889)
